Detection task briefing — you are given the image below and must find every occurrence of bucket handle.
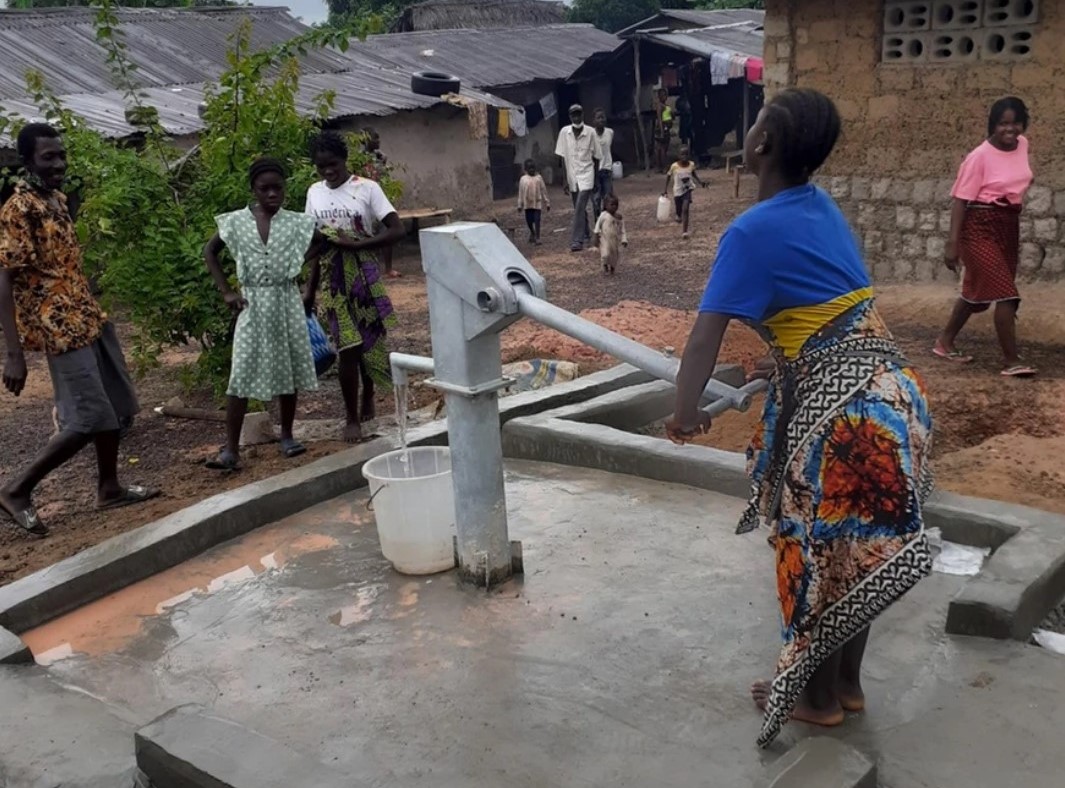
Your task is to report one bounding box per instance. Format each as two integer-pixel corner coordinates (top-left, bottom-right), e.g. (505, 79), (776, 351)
(365, 483), (387, 513)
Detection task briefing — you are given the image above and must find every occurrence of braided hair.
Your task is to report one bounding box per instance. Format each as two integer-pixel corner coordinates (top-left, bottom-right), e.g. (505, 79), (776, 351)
(761, 88), (841, 181)
(988, 96), (1029, 136)
(308, 130), (348, 161)
(248, 157), (287, 186)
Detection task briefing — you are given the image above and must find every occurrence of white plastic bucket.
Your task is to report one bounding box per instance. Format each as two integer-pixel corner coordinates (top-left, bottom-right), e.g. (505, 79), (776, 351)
(611, 161), (623, 180)
(656, 194), (672, 223)
(362, 447), (456, 575)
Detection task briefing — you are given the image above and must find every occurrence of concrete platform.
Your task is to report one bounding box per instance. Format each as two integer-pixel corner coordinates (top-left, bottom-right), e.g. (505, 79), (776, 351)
(5, 461), (1065, 787)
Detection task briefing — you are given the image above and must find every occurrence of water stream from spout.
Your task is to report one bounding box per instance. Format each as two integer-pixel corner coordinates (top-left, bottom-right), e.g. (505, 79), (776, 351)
(394, 382), (410, 468)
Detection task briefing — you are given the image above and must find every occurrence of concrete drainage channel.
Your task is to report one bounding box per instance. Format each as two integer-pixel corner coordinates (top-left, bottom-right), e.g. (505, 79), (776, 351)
(501, 372), (1065, 644)
(1, 364), (1064, 786)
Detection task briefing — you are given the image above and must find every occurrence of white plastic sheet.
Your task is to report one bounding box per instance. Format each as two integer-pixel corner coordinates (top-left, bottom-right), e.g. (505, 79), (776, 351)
(926, 527), (991, 576)
(1032, 629), (1065, 655)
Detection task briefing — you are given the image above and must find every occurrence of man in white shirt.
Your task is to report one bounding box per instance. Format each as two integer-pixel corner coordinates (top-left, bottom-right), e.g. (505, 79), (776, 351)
(592, 108), (615, 221)
(555, 104), (603, 252)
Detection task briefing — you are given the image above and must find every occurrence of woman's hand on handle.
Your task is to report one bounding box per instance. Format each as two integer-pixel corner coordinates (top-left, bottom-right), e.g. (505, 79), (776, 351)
(747, 356), (776, 383)
(669, 311), (732, 446)
(665, 412), (711, 445)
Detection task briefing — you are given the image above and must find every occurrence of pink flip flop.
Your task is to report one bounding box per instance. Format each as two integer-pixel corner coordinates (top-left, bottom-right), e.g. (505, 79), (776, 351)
(1001, 365), (1037, 378)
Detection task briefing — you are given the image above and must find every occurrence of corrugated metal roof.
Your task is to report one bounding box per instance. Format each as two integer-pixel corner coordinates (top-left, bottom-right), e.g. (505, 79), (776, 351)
(617, 8), (764, 37)
(0, 7), (523, 144)
(347, 24), (620, 89)
(642, 21), (765, 61)
(653, 9), (764, 29)
(1, 68), (516, 142)
(0, 6), (350, 101)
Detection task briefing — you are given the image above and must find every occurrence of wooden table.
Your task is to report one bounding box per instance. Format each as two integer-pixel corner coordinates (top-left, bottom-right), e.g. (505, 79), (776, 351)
(397, 207), (453, 235)
(707, 147), (745, 173)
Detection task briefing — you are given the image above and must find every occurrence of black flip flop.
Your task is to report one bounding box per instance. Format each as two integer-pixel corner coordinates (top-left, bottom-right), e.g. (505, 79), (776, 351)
(280, 438), (306, 458)
(0, 500), (48, 538)
(96, 485), (161, 512)
(206, 450), (241, 472)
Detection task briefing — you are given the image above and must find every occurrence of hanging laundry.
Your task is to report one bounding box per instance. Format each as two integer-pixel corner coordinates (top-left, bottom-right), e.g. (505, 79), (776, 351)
(497, 108), (510, 138)
(710, 51), (731, 86)
(746, 57), (764, 84)
(728, 54), (746, 80)
(509, 108), (527, 137)
(467, 100), (489, 140)
(539, 92), (557, 120)
(525, 101), (544, 128)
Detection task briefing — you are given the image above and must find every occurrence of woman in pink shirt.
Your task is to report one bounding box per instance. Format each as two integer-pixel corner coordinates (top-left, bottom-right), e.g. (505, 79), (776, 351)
(935, 97), (1035, 377)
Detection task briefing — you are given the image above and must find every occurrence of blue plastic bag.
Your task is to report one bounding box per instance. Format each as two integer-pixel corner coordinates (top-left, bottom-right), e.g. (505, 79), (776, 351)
(307, 314), (336, 377)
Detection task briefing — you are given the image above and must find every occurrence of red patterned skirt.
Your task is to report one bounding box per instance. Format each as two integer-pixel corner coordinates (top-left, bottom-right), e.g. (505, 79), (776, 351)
(960, 203), (1021, 310)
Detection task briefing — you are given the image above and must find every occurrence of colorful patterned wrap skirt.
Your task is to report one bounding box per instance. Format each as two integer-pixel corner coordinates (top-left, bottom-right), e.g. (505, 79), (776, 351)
(316, 228), (396, 387)
(738, 299), (935, 747)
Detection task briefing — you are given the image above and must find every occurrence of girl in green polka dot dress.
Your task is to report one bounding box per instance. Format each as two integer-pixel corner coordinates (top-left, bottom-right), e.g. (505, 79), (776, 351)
(203, 158), (359, 471)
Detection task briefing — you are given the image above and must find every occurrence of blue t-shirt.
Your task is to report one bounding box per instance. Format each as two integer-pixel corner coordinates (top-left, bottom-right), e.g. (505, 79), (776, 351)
(698, 185), (869, 322)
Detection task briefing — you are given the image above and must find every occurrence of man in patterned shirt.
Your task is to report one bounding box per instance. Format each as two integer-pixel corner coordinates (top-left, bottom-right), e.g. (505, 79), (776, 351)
(0, 124), (158, 537)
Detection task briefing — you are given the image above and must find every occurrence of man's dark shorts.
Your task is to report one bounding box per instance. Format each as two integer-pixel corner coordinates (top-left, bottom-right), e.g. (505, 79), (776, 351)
(47, 322), (139, 435)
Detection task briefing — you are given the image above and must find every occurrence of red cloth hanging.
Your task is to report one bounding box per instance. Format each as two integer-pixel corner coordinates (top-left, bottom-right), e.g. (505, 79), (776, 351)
(746, 57), (764, 84)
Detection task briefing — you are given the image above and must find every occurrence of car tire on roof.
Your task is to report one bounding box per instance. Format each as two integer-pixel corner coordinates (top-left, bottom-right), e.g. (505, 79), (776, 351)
(411, 71), (461, 98)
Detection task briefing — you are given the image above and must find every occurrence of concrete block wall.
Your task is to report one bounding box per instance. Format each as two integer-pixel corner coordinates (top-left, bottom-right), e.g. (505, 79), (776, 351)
(763, 0), (1065, 282)
(815, 174), (1065, 282)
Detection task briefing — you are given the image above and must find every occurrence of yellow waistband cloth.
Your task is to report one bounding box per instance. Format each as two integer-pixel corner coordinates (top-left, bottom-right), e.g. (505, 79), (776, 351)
(762, 287), (873, 358)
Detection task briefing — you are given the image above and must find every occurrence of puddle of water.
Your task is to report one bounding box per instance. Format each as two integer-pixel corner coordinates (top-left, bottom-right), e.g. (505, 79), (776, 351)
(328, 580), (423, 627)
(21, 525), (341, 665)
(329, 584), (384, 627)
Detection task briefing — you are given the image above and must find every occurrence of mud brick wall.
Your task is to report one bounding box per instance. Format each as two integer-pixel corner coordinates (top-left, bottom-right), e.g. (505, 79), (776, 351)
(761, 0), (1065, 282)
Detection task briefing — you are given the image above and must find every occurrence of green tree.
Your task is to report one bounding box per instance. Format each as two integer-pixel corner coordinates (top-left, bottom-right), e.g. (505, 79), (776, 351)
(567, 0), (660, 33)
(568, 0), (762, 33)
(326, 0), (400, 28)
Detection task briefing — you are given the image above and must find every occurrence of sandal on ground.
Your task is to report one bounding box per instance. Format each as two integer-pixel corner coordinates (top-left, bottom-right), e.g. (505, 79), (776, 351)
(1001, 365), (1037, 378)
(0, 499), (48, 537)
(386, 270), (404, 279)
(932, 347), (973, 364)
(96, 485), (161, 512)
(280, 438), (307, 458)
(205, 449), (241, 472)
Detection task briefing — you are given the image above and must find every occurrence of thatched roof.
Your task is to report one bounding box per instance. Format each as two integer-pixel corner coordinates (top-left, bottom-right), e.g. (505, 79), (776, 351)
(390, 0), (566, 33)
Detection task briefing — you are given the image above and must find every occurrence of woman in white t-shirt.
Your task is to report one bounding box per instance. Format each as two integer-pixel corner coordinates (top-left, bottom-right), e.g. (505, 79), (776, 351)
(305, 131), (405, 442)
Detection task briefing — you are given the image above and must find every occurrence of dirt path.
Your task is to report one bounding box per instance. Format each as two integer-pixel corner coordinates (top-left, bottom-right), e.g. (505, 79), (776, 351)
(2, 170), (1063, 584)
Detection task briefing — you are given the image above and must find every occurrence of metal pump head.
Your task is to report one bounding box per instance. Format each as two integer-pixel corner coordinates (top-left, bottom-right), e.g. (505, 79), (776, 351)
(420, 222), (547, 341)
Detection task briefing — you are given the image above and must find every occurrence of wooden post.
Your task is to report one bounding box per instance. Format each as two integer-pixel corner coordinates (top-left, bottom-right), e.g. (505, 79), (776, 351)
(633, 38), (648, 172)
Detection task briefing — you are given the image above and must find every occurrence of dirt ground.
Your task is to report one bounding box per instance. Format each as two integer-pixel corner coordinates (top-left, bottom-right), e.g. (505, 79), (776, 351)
(3, 169), (1065, 585)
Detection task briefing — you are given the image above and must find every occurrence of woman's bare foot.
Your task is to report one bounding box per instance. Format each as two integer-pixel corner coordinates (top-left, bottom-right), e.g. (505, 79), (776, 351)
(751, 681), (846, 727)
(835, 679), (865, 713)
(342, 421), (363, 443)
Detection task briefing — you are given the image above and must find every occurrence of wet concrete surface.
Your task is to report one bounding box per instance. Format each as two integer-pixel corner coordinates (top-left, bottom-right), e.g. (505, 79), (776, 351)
(4, 460), (1065, 787)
